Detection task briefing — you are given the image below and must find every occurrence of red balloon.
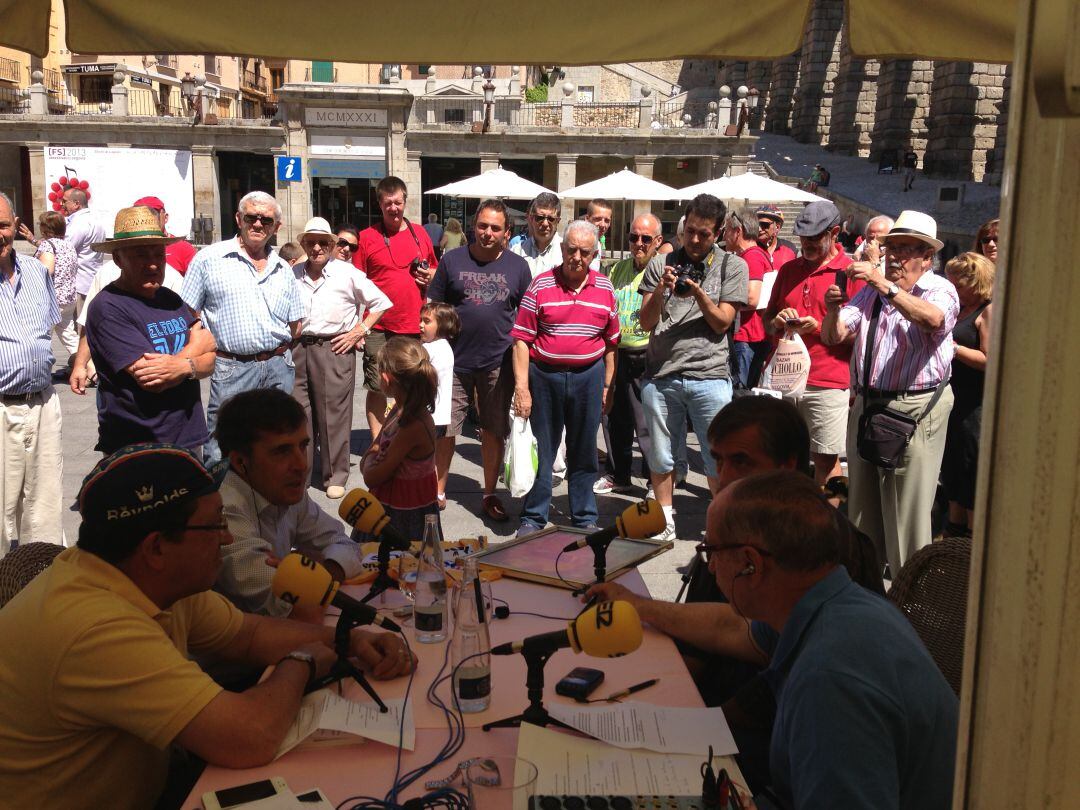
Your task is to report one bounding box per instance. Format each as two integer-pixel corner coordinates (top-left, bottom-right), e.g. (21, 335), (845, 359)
(50, 182), (61, 192)
(58, 176), (67, 185)
(84, 191), (91, 200)
(78, 180), (89, 190)
(47, 192), (57, 202)
(52, 202), (62, 211)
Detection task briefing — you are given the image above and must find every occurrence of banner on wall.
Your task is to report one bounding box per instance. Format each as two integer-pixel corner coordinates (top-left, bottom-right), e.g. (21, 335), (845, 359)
(44, 146), (194, 238)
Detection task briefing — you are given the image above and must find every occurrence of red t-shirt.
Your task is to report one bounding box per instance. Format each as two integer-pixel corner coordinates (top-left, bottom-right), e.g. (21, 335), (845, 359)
(733, 245), (772, 343)
(766, 247), (864, 389)
(354, 220), (438, 335)
(764, 241), (797, 271)
(166, 239), (197, 274)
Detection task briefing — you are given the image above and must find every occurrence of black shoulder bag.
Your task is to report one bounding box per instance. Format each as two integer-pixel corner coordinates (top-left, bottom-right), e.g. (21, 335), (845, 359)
(855, 297), (946, 470)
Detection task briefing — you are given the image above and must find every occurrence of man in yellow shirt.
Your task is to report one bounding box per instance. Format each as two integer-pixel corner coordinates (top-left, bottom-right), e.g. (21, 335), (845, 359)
(0, 443), (414, 809)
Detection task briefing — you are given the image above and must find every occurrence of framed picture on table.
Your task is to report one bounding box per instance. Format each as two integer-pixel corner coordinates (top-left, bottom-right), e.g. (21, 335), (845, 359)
(471, 525), (674, 590)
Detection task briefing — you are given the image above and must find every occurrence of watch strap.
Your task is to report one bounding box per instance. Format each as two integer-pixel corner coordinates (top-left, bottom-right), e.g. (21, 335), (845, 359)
(279, 651), (316, 683)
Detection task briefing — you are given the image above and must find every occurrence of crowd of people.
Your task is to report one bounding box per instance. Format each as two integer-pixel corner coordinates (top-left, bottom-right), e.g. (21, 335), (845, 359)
(0, 172), (999, 807)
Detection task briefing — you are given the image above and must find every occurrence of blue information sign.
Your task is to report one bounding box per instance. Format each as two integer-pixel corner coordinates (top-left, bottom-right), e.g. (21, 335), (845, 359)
(276, 156), (302, 183)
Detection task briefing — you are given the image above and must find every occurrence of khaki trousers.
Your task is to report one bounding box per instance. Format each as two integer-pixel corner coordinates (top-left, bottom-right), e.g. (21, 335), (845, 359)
(846, 386), (954, 576)
(1, 387), (65, 554)
(293, 339), (356, 489)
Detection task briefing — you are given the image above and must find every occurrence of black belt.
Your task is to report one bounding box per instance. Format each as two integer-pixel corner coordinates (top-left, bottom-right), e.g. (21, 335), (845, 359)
(856, 384), (942, 398)
(297, 333), (346, 347)
(216, 342), (291, 363)
(1, 388), (46, 404)
(533, 359), (599, 374)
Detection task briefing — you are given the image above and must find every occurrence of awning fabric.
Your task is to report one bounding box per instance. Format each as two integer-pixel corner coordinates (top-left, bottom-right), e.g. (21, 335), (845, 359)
(1, 1), (1016, 65)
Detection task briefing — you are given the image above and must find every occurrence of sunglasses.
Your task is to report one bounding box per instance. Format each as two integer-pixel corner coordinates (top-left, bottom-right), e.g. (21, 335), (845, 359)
(980, 236), (997, 244)
(336, 239), (359, 251)
(758, 220), (777, 230)
(628, 233), (657, 244)
(305, 239), (333, 250)
(531, 214), (558, 224)
(242, 214), (276, 228)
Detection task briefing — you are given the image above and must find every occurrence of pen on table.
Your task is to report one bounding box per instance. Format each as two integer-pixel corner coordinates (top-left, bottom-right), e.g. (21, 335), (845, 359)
(605, 678), (660, 702)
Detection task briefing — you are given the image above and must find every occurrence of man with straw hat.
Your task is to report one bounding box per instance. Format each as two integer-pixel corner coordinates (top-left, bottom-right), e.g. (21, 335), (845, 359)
(83, 206), (217, 456)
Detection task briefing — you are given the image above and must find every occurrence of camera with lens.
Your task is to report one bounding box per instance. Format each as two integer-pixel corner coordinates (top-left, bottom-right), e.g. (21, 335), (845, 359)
(410, 257), (430, 275)
(673, 262), (706, 296)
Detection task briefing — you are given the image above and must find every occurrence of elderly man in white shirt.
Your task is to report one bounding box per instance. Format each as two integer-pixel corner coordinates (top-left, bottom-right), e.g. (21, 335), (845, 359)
(510, 192), (564, 278)
(213, 388), (364, 618)
(293, 217), (392, 499)
(61, 187), (107, 307)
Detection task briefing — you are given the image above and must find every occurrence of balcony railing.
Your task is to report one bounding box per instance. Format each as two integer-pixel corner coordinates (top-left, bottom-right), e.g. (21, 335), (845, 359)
(127, 89), (186, 117)
(155, 54), (178, 71)
(304, 66), (338, 82)
(0, 57), (19, 84)
(655, 100), (716, 129)
(497, 99), (560, 128)
(33, 67), (66, 95)
(0, 86), (28, 113)
(242, 70), (268, 94)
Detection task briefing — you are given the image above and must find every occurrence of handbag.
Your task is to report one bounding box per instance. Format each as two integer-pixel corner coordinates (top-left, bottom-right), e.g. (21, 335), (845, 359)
(855, 298), (946, 470)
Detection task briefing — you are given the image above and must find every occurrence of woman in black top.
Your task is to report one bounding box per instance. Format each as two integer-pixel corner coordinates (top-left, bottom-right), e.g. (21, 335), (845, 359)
(942, 252), (995, 537)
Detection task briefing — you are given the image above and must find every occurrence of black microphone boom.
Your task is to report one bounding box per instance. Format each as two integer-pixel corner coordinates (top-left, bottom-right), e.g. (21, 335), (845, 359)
(562, 524), (620, 553)
(320, 588), (401, 633)
(491, 628), (571, 657)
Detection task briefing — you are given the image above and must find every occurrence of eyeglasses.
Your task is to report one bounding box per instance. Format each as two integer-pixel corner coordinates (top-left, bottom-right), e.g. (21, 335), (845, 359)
(242, 214), (276, 228)
(531, 214), (558, 224)
(336, 239), (359, 251)
(980, 236), (997, 245)
(628, 233), (657, 244)
(184, 522), (230, 535)
(757, 220), (776, 230)
(695, 542), (773, 561)
(886, 241), (927, 256)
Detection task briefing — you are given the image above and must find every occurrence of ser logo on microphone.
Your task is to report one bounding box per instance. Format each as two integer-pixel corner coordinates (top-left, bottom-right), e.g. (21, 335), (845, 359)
(343, 496), (374, 527)
(594, 601), (614, 628)
(634, 501), (651, 518)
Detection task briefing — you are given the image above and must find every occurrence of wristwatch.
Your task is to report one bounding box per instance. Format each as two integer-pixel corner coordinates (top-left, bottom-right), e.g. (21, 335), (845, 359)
(885, 282), (901, 299)
(279, 650), (317, 683)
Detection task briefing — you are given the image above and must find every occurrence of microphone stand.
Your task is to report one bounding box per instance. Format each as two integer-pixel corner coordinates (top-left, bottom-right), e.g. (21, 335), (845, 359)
(571, 537), (614, 604)
(305, 609), (388, 712)
(360, 536), (396, 605)
(481, 644), (577, 733)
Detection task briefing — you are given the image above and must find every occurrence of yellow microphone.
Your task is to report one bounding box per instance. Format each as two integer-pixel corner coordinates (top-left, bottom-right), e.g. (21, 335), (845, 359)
(339, 488), (411, 550)
(271, 553), (400, 632)
(562, 499), (667, 552)
(490, 600), (643, 657)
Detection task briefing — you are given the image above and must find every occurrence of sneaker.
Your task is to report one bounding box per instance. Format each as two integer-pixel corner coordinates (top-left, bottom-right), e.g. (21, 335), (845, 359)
(644, 485), (654, 501)
(517, 522), (542, 538)
(552, 474), (564, 487)
(674, 467), (689, 490)
(653, 524), (677, 543)
(593, 475), (615, 494)
(326, 485), (346, 499)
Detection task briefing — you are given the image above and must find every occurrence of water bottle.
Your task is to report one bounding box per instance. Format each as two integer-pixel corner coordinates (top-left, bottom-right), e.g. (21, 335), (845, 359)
(413, 515), (448, 643)
(451, 557), (492, 712)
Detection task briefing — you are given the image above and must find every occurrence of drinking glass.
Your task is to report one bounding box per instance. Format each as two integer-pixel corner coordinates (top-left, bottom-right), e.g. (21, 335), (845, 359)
(465, 756), (538, 810)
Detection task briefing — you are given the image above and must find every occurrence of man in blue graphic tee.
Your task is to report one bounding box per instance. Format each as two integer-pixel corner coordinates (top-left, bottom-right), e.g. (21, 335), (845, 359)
(83, 206), (218, 455)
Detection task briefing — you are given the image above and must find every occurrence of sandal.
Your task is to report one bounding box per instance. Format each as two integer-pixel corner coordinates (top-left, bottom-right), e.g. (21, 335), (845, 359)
(482, 494), (509, 523)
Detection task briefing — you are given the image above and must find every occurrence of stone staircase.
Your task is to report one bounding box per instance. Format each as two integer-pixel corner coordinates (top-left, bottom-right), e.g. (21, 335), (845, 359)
(746, 160), (806, 239)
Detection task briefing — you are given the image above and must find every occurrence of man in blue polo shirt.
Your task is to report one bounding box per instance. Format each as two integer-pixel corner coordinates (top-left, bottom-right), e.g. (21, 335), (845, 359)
(592, 469), (957, 809)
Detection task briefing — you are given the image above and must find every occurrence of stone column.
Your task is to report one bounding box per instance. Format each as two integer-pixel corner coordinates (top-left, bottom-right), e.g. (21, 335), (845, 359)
(828, 30), (879, 156)
(869, 59), (934, 166)
(632, 156), (656, 218)
(480, 153), (500, 173)
(25, 142), (47, 219)
(110, 69), (129, 117)
(403, 149), (423, 221)
(508, 66), (520, 96)
(789, 0), (845, 145)
(560, 82), (575, 128)
(638, 87), (653, 130)
(763, 54), (800, 134)
(191, 145), (221, 243)
(28, 75), (48, 115)
(985, 64), (1011, 186)
(556, 154), (577, 197)
(923, 61), (1007, 181)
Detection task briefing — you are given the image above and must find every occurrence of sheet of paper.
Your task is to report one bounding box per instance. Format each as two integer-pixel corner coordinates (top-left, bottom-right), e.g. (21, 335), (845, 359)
(757, 269), (778, 310)
(516, 722), (711, 797)
(274, 691), (414, 760)
(546, 701), (737, 756)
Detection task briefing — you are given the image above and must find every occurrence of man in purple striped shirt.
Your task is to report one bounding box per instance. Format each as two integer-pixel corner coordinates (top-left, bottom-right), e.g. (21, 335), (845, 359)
(510, 220), (620, 534)
(822, 210), (959, 576)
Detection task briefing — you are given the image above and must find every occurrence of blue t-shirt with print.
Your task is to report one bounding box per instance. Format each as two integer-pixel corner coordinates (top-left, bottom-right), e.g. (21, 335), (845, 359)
(85, 285), (208, 453)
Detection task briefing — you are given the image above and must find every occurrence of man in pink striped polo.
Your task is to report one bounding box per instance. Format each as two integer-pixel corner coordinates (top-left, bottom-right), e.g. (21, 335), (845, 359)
(822, 210), (959, 576)
(510, 220), (620, 534)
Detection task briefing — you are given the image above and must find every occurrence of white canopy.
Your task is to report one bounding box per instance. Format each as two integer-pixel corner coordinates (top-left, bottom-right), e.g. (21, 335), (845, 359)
(424, 168), (555, 200)
(678, 173), (827, 203)
(559, 169), (683, 202)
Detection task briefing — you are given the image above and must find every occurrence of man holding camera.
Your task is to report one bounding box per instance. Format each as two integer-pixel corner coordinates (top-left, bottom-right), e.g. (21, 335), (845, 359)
(354, 176), (438, 438)
(638, 194), (748, 541)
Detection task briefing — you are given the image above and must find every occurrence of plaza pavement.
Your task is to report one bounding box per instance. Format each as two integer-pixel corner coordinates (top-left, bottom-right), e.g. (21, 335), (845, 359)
(54, 360), (704, 603)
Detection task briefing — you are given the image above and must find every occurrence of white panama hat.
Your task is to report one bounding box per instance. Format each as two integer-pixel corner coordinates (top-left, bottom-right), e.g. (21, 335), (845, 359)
(883, 210), (944, 252)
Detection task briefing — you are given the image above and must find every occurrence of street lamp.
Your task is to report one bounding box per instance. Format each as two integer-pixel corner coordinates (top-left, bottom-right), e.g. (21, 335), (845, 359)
(180, 71), (206, 122)
(482, 77), (495, 133)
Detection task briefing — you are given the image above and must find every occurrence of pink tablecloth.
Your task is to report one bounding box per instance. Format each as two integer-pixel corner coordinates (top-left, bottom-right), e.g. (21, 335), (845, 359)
(187, 571), (730, 808)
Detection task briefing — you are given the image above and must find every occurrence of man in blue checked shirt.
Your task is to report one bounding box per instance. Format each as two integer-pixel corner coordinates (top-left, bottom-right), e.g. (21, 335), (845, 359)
(0, 192), (65, 553)
(182, 191), (304, 461)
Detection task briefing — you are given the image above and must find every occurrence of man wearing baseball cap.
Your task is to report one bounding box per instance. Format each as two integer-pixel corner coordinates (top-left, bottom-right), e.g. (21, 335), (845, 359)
(80, 206), (217, 455)
(823, 210), (959, 575)
(0, 443), (413, 809)
(764, 200), (866, 488)
(754, 204), (797, 271)
(133, 195), (197, 274)
(293, 217), (391, 498)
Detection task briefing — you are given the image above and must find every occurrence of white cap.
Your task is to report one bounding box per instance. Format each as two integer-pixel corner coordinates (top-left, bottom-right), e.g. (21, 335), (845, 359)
(298, 216), (334, 240)
(884, 210), (944, 252)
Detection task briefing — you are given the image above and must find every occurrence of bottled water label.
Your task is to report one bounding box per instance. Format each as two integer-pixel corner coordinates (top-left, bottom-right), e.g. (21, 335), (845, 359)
(414, 604), (444, 632)
(455, 666), (491, 700)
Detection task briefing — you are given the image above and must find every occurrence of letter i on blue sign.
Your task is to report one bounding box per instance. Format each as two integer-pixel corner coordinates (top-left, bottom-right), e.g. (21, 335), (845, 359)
(277, 157), (302, 183)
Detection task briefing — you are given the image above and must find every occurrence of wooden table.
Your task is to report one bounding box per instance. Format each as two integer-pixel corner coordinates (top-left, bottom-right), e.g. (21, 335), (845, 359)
(187, 571), (741, 808)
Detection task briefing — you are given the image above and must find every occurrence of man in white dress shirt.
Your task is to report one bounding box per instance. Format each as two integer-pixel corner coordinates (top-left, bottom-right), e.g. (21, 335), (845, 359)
(213, 387), (364, 618)
(292, 217), (392, 499)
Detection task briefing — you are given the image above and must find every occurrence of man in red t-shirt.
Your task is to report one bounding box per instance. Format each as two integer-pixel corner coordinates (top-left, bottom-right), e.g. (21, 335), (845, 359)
(353, 176), (438, 437)
(755, 204), (797, 271)
(132, 196), (197, 273)
(764, 201), (864, 485)
(724, 207), (775, 388)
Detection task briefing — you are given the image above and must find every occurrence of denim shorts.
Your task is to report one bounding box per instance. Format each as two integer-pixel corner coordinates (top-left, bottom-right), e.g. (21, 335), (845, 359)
(641, 375), (733, 479)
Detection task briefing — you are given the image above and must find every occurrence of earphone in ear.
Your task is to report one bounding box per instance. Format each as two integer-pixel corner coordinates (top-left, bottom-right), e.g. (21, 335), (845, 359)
(737, 563), (756, 577)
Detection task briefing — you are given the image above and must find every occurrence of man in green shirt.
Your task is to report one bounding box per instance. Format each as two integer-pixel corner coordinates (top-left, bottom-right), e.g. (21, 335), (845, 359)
(595, 213), (663, 494)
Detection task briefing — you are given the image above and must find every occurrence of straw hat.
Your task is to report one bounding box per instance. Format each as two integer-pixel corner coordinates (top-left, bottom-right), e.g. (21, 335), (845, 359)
(298, 216), (334, 240)
(883, 210), (944, 252)
(91, 206), (183, 253)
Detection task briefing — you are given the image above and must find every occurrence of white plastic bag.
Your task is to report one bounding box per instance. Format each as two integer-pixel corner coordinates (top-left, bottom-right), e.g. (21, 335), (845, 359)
(761, 330), (811, 398)
(502, 409), (538, 498)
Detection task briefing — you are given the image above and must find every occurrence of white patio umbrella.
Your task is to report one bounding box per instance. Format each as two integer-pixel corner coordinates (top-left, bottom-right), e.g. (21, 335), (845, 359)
(678, 173), (826, 203)
(424, 168), (555, 200)
(558, 168), (683, 202)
